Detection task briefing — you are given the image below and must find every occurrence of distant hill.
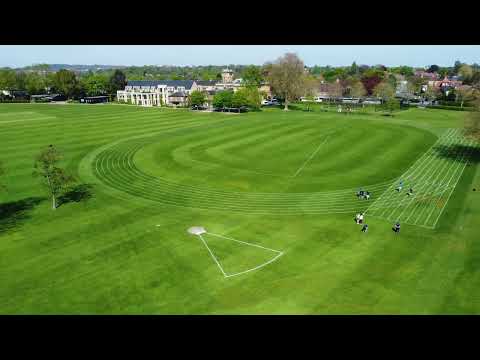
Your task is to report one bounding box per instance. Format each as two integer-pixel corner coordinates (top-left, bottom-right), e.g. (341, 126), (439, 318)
(17, 64), (127, 72)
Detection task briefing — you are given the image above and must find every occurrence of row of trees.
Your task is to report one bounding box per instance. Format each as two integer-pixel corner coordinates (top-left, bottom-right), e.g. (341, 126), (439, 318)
(0, 69), (127, 99)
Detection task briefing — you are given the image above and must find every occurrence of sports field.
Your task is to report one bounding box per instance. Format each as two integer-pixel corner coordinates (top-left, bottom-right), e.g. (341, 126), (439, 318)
(0, 103), (479, 314)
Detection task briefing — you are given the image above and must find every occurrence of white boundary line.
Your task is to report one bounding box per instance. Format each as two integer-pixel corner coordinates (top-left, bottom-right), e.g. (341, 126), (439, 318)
(429, 141), (477, 228)
(207, 232), (283, 253)
(197, 234), (227, 277)
(292, 136), (329, 178)
(194, 231), (284, 278)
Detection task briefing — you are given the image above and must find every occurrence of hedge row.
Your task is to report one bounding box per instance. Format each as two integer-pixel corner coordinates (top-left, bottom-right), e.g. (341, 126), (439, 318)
(426, 105), (475, 111)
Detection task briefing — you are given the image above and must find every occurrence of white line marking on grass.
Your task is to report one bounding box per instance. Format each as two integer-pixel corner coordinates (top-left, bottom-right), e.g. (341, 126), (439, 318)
(292, 136), (329, 178)
(224, 252), (284, 278)
(197, 234), (227, 277)
(207, 232), (283, 254)
(428, 141), (477, 229)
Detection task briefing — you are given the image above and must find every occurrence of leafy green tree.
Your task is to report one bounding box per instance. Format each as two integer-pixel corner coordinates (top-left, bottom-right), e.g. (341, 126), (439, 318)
(232, 89), (249, 108)
(427, 65), (440, 73)
(189, 90), (207, 106)
(455, 86), (476, 108)
(108, 70), (127, 95)
(424, 86), (441, 102)
(242, 65), (263, 87)
(33, 145), (75, 210)
(384, 97), (400, 114)
(465, 95), (480, 140)
(350, 81), (367, 98)
(0, 69), (17, 90)
(373, 81), (395, 101)
(52, 69), (79, 98)
(348, 62), (359, 76)
(213, 90), (234, 108)
(266, 53), (307, 111)
(81, 73), (109, 96)
(459, 65), (473, 82)
(25, 73), (47, 94)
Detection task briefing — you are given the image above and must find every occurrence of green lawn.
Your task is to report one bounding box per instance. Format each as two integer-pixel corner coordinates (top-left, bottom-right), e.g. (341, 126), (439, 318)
(0, 103), (478, 314)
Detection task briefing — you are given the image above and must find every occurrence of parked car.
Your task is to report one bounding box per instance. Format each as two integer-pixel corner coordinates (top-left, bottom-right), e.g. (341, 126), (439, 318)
(191, 105), (207, 111)
(314, 97), (323, 103)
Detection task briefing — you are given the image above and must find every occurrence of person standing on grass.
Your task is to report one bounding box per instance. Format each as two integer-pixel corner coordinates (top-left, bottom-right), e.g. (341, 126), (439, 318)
(361, 224), (368, 233)
(396, 180), (404, 192)
(355, 213), (361, 224)
(407, 187), (414, 196)
(393, 221), (401, 233)
(359, 213), (364, 224)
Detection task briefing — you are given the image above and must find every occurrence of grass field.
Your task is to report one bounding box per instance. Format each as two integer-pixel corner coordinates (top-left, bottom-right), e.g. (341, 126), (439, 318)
(0, 103), (479, 314)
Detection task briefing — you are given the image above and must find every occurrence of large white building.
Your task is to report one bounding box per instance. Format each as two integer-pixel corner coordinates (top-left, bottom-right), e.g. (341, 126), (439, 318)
(116, 80), (197, 107)
(116, 69), (271, 107)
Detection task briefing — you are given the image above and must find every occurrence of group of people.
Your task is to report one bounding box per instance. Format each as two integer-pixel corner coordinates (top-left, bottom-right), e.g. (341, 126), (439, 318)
(354, 212), (401, 234)
(396, 180), (414, 196)
(351, 181), (408, 234)
(356, 188), (371, 200)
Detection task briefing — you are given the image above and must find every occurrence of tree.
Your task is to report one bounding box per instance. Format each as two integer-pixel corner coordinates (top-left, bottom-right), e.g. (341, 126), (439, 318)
(455, 86), (476, 108)
(465, 95), (480, 140)
(241, 65), (263, 87)
(427, 65), (440, 73)
(212, 90), (234, 108)
(0, 69), (17, 90)
(189, 90), (207, 107)
(454, 60), (463, 74)
(266, 53), (306, 110)
(303, 76), (318, 111)
(350, 81), (367, 98)
(81, 73), (109, 96)
(383, 97), (400, 115)
(25, 72), (47, 94)
(361, 70), (383, 95)
(108, 70), (127, 95)
(424, 85), (441, 102)
(459, 64), (473, 82)
(52, 69), (79, 98)
(373, 81), (395, 102)
(33, 145), (75, 210)
(348, 61), (359, 76)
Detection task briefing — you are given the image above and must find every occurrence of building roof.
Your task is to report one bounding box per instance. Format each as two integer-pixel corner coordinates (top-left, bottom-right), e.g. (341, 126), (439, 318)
(127, 80), (195, 89)
(168, 91), (187, 97)
(196, 80), (217, 86)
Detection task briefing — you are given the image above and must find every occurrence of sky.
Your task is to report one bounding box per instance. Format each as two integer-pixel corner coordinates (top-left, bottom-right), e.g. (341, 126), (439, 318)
(1, 45), (479, 68)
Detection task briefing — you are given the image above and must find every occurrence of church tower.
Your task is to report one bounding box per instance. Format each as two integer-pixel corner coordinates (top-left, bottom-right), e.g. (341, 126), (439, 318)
(221, 68), (234, 84)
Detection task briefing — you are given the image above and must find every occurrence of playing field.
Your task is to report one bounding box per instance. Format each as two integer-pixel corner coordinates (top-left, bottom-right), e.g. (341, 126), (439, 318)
(1, 103), (479, 314)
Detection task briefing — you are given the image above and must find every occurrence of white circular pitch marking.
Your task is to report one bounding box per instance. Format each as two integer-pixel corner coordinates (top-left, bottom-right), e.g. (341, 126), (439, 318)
(188, 226), (207, 235)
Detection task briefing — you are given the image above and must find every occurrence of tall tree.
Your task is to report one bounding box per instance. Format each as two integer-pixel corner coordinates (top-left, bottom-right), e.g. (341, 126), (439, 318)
(188, 90), (207, 107)
(427, 64), (440, 73)
(52, 69), (79, 98)
(108, 70), (127, 95)
(25, 72), (47, 94)
(266, 53), (306, 110)
(373, 81), (395, 102)
(458, 64), (473, 82)
(33, 145), (75, 210)
(241, 65), (263, 87)
(350, 81), (367, 98)
(465, 94), (480, 140)
(81, 73), (109, 96)
(213, 90), (234, 108)
(455, 86), (476, 108)
(0, 69), (17, 90)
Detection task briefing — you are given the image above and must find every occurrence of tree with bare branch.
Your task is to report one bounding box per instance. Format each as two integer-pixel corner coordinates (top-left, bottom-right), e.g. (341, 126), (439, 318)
(266, 53), (306, 111)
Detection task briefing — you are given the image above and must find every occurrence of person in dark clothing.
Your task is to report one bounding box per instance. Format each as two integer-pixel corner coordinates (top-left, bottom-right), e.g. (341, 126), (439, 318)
(407, 188), (413, 196)
(392, 222), (401, 233)
(361, 224), (368, 232)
